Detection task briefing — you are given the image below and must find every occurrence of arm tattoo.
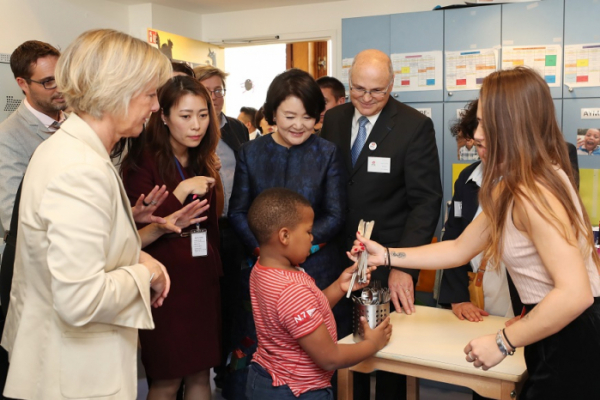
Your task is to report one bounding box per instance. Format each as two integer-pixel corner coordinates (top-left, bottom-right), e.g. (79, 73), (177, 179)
(390, 251), (406, 259)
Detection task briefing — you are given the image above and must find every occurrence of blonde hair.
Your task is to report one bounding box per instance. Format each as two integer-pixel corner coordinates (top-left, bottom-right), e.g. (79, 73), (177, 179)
(56, 29), (172, 119)
(193, 65), (228, 88)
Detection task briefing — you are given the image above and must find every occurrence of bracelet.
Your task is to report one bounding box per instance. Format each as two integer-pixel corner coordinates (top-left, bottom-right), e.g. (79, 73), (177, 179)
(502, 328), (516, 351)
(386, 247), (391, 269)
(496, 330), (515, 356)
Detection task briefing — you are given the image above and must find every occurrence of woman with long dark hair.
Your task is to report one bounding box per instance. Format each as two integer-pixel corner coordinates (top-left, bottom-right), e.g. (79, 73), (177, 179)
(123, 75), (222, 400)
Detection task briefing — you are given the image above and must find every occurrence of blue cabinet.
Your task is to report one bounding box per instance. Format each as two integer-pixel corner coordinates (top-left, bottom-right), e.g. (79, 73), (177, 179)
(444, 5), (501, 102)
(341, 15), (390, 61)
(563, 0), (600, 99)
(391, 11), (444, 103)
(407, 102), (445, 237)
(501, 0), (564, 99)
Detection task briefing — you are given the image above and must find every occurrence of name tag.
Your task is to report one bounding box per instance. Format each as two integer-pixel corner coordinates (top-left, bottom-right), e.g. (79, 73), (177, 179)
(191, 229), (208, 257)
(454, 201), (463, 218)
(367, 157), (391, 173)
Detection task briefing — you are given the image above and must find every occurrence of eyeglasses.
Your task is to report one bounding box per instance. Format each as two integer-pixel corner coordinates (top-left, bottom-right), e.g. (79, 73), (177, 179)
(208, 88), (226, 98)
(349, 81), (392, 99)
(27, 78), (57, 90)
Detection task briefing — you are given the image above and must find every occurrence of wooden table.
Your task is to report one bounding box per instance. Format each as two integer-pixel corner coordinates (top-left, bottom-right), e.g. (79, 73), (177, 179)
(338, 306), (527, 400)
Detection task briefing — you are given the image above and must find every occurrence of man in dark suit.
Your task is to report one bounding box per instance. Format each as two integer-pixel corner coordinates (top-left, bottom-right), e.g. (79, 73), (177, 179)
(321, 49), (442, 400)
(194, 66), (249, 390)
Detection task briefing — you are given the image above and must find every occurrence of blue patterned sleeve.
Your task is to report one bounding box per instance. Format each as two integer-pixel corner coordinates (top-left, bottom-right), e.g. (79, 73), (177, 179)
(311, 144), (347, 244)
(228, 146), (259, 252)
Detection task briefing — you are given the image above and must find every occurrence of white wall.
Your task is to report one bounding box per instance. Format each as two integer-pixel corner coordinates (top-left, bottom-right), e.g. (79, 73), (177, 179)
(224, 44), (287, 115)
(0, 1), (203, 54)
(150, 3), (203, 41)
(0, 0), (130, 53)
(201, 0), (457, 76)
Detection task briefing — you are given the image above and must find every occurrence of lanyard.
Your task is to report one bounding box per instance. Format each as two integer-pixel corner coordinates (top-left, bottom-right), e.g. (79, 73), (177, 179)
(174, 156), (187, 181)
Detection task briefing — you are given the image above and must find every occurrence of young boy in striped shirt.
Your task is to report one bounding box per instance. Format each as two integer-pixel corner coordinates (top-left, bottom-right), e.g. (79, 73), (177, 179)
(246, 188), (392, 399)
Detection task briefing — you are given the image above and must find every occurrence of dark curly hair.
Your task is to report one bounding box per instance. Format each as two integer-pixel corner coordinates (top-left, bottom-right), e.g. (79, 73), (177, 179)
(450, 99), (479, 141)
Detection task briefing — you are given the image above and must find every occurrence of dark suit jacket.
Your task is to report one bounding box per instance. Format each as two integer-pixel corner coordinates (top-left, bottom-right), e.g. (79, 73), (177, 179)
(566, 142), (580, 189)
(438, 161), (523, 316)
(221, 115), (249, 156)
(321, 98), (442, 283)
(438, 161), (481, 306)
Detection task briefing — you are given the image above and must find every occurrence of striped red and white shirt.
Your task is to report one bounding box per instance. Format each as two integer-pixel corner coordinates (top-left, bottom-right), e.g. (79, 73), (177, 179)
(250, 261), (337, 396)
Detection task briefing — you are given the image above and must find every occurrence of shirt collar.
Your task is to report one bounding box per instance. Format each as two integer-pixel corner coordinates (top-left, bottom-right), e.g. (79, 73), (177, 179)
(23, 98), (66, 130)
(352, 109), (382, 128)
(466, 162), (484, 187)
(220, 113), (227, 128)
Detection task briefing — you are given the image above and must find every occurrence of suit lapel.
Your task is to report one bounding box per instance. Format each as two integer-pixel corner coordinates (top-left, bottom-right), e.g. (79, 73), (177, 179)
(220, 116), (243, 153)
(339, 106), (354, 173)
(351, 100), (397, 175)
(59, 114), (140, 242)
(17, 103), (53, 139)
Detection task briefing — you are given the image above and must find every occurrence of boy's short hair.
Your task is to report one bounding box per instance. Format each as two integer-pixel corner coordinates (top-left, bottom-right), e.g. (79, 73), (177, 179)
(248, 188), (312, 245)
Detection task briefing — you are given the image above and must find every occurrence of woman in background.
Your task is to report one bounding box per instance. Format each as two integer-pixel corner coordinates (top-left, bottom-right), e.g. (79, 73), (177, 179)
(122, 75), (222, 400)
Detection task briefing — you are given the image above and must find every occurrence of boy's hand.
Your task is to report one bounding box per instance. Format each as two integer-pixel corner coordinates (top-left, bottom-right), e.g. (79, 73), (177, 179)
(362, 316), (392, 351)
(338, 264), (377, 293)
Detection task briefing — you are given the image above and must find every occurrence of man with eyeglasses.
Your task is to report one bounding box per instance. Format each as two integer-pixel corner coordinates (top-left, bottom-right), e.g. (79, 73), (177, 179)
(0, 39), (66, 399)
(193, 65), (249, 391)
(321, 49), (442, 400)
(0, 41), (66, 236)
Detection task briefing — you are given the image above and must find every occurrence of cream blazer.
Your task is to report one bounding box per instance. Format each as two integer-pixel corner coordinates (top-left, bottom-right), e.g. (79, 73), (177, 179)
(1, 113), (154, 400)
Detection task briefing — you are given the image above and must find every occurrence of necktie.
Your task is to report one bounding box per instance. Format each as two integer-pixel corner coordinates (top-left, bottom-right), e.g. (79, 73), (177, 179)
(351, 116), (369, 167)
(49, 120), (62, 132)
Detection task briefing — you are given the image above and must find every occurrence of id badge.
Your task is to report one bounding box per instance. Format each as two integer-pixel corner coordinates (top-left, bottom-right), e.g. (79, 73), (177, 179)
(454, 201), (462, 218)
(191, 228), (208, 257)
(367, 157), (391, 173)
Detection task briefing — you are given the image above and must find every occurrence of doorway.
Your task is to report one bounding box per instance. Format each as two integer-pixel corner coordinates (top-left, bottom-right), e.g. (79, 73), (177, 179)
(223, 40), (331, 116)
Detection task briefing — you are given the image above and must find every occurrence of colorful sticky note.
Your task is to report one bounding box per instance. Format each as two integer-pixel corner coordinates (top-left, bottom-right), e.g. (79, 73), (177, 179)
(545, 55), (557, 66)
(565, 74), (577, 83)
(545, 75), (556, 84)
(577, 59), (589, 67)
(426, 79), (435, 86)
(577, 76), (589, 83)
(401, 67), (411, 74)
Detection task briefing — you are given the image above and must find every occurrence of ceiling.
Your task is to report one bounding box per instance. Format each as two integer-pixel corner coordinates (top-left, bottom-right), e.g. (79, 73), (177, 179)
(112, 0), (344, 14)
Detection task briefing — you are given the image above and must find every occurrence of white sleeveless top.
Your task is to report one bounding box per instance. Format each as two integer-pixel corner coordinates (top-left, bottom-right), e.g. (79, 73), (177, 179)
(501, 169), (600, 304)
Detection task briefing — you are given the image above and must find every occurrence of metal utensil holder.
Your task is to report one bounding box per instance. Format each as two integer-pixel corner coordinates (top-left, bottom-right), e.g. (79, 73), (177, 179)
(353, 301), (390, 342)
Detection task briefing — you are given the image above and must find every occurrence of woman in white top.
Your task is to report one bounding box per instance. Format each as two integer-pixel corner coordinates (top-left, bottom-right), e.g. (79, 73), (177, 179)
(1, 29), (173, 399)
(351, 67), (600, 400)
